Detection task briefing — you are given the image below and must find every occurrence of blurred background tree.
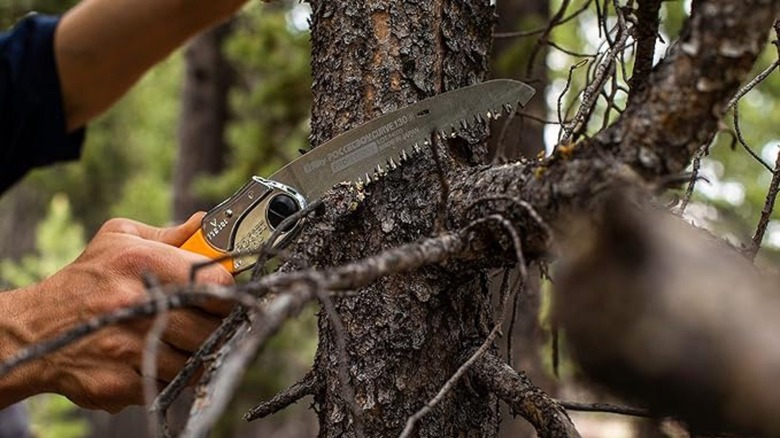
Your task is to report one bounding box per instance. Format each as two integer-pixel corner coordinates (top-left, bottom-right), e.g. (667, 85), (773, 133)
(2, 0), (780, 436)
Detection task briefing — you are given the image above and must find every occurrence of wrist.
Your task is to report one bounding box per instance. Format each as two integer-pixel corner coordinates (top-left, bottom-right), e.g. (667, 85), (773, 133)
(0, 285), (57, 403)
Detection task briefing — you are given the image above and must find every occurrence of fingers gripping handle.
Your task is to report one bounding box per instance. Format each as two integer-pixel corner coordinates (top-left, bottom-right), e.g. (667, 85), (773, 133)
(178, 176), (307, 275)
(180, 229), (236, 274)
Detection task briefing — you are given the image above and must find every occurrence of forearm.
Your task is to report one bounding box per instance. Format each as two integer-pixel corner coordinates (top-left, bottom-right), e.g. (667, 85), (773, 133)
(0, 286), (53, 408)
(55, 0), (247, 131)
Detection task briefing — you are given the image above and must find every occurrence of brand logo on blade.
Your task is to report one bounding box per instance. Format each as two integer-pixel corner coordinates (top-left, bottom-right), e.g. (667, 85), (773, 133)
(302, 114), (414, 175)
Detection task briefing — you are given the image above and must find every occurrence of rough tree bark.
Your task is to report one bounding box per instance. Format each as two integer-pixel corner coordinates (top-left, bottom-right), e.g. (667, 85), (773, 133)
(173, 23), (233, 222)
(305, 1), (509, 436)
(9, 0), (770, 436)
(490, 2), (554, 437)
(291, 0), (778, 436)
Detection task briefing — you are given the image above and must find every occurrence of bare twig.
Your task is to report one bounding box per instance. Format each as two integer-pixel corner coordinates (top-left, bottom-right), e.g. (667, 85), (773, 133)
(560, 401), (651, 418)
(493, 0), (592, 39)
(400, 215), (527, 437)
(629, 0), (663, 100)
(314, 287), (365, 438)
(732, 106), (774, 172)
(557, 60), (589, 144)
(181, 232), (470, 436)
(141, 276), (170, 438)
(151, 305), (248, 415)
(726, 60), (780, 111)
(526, 0), (572, 77)
(244, 370), (321, 421)
(748, 148), (780, 259)
(559, 7), (631, 146)
(472, 354), (581, 438)
(0, 288), (243, 377)
(678, 139), (713, 215)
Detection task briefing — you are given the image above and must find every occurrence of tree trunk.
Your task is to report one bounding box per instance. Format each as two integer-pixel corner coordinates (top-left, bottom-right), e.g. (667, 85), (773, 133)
(173, 23), (234, 222)
(306, 1), (500, 436)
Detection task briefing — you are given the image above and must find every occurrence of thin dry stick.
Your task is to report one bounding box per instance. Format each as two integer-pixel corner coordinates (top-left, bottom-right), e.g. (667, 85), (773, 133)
(526, 0), (572, 77)
(0, 289), (241, 377)
(493, 0), (592, 39)
(559, 7), (631, 146)
(726, 60), (780, 111)
(560, 401), (651, 418)
(679, 140), (713, 215)
(749, 148), (780, 260)
(557, 60), (589, 144)
(733, 106), (773, 172)
(244, 370), (320, 421)
(181, 232), (471, 437)
(151, 305), (248, 416)
(314, 287), (365, 438)
(400, 215), (526, 438)
(141, 276), (171, 438)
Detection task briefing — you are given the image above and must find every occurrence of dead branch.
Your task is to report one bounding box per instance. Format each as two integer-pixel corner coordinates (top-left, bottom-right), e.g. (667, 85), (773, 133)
(244, 370), (321, 421)
(555, 194), (780, 436)
(559, 401), (651, 418)
(629, 0), (662, 100)
(401, 219), (527, 438)
(0, 287), (246, 378)
(150, 306), (248, 421)
(749, 148), (780, 259)
(559, 6), (630, 146)
(180, 231), (469, 436)
(471, 353), (580, 438)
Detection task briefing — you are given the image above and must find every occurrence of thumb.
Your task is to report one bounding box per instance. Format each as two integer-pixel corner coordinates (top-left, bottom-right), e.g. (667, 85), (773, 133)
(108, 213), (206, 246)
(154, 212), (206, 246)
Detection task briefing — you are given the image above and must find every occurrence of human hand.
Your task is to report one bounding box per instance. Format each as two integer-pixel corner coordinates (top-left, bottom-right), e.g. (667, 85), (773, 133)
(8, 213), (234, 413)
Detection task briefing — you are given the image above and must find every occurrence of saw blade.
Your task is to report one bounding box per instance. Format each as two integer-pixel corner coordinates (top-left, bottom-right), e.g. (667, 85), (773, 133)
(269, 79), (535, 200)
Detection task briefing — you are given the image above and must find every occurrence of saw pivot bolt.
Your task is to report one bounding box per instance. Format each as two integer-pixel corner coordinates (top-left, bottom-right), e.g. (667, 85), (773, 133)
(268, 194), (301, 232)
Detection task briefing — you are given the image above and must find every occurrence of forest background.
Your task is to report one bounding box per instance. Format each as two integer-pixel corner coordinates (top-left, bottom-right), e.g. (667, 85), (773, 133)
(1, 0), (779, 436)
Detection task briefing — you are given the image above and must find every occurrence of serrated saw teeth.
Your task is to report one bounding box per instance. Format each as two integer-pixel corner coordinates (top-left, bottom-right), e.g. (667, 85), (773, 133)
(400, 149), (409, 162)
(388, 158), (398, 170)
(503, 103), (513, 114)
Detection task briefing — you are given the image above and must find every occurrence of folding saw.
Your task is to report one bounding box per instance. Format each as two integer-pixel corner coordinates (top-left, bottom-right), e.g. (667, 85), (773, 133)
(180, 79), (535, 273)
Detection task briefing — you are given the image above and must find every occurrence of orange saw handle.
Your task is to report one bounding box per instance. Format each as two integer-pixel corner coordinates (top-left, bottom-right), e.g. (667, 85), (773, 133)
(180, 229), (237, 274)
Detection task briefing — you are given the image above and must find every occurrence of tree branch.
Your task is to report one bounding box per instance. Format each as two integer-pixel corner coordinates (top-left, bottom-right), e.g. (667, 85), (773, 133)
(244, 370), (321, 422)
(471, 354), (581, 438)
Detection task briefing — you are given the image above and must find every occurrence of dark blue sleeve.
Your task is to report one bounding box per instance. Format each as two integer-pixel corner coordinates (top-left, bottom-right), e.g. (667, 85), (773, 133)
(0, 14), (86, 194)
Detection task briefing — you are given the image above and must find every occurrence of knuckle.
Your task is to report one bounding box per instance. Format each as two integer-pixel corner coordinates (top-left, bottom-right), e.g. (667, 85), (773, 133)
(96, 334), (138, 361)
(100, 218), (132, 234)
(93, 286), (143, 314)
(114, 245), (155, 276)
(198, 267), (234, 286)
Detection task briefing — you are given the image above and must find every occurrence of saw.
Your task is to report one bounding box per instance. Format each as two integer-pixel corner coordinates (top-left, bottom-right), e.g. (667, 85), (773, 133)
(180, 79), (535, 273)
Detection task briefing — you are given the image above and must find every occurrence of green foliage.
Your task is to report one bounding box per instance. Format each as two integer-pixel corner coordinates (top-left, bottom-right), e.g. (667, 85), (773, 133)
(202, 2), (312, 202)
(0, 193), (89, 437)
(27, 395), (90, 438)
(0, 194), (85, 287)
